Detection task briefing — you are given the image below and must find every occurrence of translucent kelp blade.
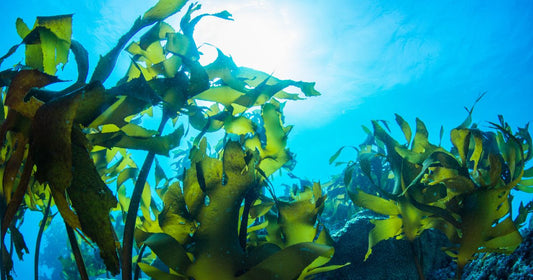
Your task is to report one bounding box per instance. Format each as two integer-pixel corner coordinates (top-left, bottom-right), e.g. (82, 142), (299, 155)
(234, 67), (321, 98)
(450, 128), (471, 166)
(456, 92), (486, 129)
(17, 15), (73, 74)
(517, 124), (532, 161)
(469, 130), (483, 173)
(143, 0), (188, 23)
(297, 228), (349, 280)
(15, 17), (31, 38)
(249, 200), (275, 219)
(347, 190), (399, 216)
(329, 147), (345, 165)
(485, 217), (522, 246)
(183, 152), (207, 217)
(365, 217), (402, 261)
(127, 41), (166, 65)
(203, 48), (241, 87)
(143, 233), (191, 275)
(193, 86), (245, 107)
(166, 32), (195, 58)
(91, 0), (184, 83)
(224, 115), (255, 135)
(411, 118), (430, 153)
(140, 22), (175, 50)
(90, 91), (155, 128)
(38, 26), (70, 75)
(120, 123), (159, 137)
(159, 182), (196, 244)
(117, 184), (130, 213)
(456, 188), (514, 270)
(398, 150), (461, 197)
(298, 263), (351, 280)
(137, 262), (185, 280)
(514, 201), (533, 227)
(244, 103), (292, 176)
(277, 184), (324, 246)
(87, 126), (184, 156)
(203, 49), (320, 104)
(154, 157), (167, 187)
(238, 243), (334, 280)
(394, 114), (412, 145)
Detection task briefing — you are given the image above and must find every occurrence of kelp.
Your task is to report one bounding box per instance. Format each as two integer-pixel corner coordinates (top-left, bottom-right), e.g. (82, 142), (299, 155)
(332, 112), (533, 278)
(0, 0), (326, 279)
(133, 141), (344, 280)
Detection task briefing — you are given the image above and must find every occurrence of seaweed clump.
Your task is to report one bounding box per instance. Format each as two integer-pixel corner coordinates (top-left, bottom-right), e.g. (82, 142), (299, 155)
(332, 109), (533, 279)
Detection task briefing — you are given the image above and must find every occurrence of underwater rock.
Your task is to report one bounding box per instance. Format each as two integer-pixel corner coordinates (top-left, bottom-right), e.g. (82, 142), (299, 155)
(320, 210), (452, 280)
(428, 229), (533, 280)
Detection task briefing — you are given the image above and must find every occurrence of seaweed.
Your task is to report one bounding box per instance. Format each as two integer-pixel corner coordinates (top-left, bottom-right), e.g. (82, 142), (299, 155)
(332, 110), (533, 279)
(0, 0), (332, 279)
(132, 103), (346, 279)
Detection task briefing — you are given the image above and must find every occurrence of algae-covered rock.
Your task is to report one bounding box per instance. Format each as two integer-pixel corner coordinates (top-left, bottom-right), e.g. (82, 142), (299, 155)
(428, 228), (533, 280)
(320, 211), (452, 280)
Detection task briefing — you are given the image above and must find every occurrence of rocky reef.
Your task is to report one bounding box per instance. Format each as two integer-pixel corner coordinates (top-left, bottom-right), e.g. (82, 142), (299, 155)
(320, 211), (533, 279)
(429, 228), (533, 280)
(320, 211), (452, 279)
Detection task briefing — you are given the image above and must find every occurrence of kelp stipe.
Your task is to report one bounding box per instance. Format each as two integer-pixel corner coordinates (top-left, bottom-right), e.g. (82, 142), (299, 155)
(331, 110), (533, 279)
(0, 0), (340, 279)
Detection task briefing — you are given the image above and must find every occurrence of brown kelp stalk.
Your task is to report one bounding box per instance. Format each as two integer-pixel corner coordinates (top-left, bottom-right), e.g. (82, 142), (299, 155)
(122, 114), (169, 280)
(65, 222), (89, 280)
(34, 193), (52, 280)
(133, 244), (147, 280)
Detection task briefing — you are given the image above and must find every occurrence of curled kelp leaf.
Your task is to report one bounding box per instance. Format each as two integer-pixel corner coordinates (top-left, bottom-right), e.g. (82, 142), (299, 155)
(158, 182), (196, 244)
(140, 22), (175, 50)
(245, 102), (293, 176)
(237, 243), (334, 280)
(277, 183), (326, 246)
(4, 70), (61, 118)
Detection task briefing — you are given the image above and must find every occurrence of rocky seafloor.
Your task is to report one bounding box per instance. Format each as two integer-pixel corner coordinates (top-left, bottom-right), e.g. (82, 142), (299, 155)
(319, 211), (533, 279)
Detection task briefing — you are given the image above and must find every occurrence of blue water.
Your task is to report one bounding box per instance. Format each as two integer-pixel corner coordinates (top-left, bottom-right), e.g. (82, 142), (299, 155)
(1, 0), (532, 279)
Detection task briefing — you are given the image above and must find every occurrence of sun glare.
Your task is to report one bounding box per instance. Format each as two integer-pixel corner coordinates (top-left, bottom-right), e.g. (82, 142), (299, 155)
(166, 1), (334, 128)
(193, 1), (302, 77)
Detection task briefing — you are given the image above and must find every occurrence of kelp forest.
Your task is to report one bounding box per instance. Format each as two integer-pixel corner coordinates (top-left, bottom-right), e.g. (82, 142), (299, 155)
(0, 0), (531, 279)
